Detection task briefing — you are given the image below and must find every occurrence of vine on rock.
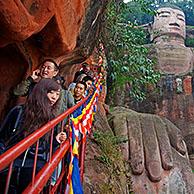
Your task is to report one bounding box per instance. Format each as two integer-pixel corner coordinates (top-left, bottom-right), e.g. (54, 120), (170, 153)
(101, 0), (160, 102)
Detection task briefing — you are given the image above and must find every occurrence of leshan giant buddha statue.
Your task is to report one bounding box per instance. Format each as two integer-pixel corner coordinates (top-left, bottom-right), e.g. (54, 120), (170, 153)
(147, 5), (194, 170)
(150, 5), (194, 75)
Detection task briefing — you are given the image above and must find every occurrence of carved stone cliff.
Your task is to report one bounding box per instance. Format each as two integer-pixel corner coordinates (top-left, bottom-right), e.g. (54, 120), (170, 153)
(0, 0), (109, 121)
(127, 6), (194, 170)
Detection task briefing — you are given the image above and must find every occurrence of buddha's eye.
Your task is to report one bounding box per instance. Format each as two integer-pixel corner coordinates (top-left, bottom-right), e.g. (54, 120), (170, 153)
(160, 14), (169, 17)
(178, 17), (185, 22)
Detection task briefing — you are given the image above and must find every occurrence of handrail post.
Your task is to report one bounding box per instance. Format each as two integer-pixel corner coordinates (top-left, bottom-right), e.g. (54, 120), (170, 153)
(4, 161), (13, 194)
(32, 140), (39, 185)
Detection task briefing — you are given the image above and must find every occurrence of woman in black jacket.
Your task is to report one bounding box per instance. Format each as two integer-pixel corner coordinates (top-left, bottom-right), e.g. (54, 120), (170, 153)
(0, 78), (67, 193)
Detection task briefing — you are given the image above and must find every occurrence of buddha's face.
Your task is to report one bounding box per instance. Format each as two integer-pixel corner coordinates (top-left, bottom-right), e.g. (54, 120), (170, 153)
(152, 7), (185, 41)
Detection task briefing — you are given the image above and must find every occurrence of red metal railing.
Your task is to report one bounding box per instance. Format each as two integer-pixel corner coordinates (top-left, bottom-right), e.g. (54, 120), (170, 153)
(0, 95), (90, 194)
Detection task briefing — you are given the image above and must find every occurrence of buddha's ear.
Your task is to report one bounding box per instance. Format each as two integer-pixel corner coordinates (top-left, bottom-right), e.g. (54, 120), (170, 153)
(148, 22), (153, 32)
(148, 22), (154, 42)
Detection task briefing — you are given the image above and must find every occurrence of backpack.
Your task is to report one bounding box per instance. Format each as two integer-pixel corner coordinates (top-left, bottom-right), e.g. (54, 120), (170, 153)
(0, 105), (24, 154)
(0, 105), (47, 193)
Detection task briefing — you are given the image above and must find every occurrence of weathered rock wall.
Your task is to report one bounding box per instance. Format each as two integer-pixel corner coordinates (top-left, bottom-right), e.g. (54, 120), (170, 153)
(0, 0), (89, 53)
(85, 106), (194, 194)
(0, 45), (28, 120)
(0, 0), (109, 121)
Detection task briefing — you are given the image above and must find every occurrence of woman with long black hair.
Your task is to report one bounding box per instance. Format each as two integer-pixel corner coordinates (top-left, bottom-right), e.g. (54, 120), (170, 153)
(0, 78), (67, 193)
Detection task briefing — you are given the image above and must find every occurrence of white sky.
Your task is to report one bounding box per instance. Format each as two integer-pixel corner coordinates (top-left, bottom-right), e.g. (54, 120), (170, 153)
(123, 0), (131, 3)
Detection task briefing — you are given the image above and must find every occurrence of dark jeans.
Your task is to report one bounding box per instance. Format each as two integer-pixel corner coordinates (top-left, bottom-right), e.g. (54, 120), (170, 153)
(0, 158), (46, 194)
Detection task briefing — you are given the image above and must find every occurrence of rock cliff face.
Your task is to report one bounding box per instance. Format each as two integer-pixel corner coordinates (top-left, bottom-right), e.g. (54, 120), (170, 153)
(124, 55), (194, 169)
(132, 45), (194, 170)
(85, 107), (194, 194)
(149, 44), (194, 76)
(0, 0), (89, 52)
(0, 0), (108, 121)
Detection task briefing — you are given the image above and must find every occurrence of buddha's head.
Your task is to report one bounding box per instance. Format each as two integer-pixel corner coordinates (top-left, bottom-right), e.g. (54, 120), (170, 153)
(151, 6), (186, 43)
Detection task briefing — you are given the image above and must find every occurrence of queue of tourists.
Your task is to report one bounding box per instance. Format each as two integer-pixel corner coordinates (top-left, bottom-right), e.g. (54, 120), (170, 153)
(0, 59), (96, 193)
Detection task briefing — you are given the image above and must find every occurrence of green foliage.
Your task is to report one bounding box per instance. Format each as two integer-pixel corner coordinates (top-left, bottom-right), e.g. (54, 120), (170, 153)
(185, 37), (194, 47)
(93, 130), (121, 167)
(101, 0), (160, 101)
(125, 0), (194, 25)
(93, 130), (133, 193)
(173, 0), (194, 25)
(124, 0), (156, 25)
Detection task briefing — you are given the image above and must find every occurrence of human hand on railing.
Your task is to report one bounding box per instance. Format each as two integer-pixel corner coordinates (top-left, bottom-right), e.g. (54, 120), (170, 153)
(88, 86), (94, 95)
(56, 132), (67, 144)
(64, 124), (69, 131)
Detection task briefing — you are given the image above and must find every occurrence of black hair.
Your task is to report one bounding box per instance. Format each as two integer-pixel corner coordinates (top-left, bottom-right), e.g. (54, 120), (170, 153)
(82, 62), (89, 68)
(82, 75), (93, 83)
(76, 81), (87, 90)
(22, 78), (61, 135)
(157, 4), (183, 12)
(41, 59), (59, 71)
(54, 75), (65, 86)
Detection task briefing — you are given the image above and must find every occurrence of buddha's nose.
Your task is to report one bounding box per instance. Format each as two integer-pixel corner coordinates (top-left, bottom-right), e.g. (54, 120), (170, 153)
(169, 22), (180, 27)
